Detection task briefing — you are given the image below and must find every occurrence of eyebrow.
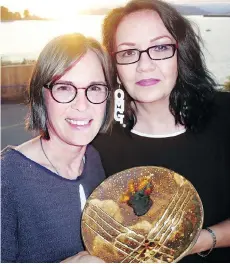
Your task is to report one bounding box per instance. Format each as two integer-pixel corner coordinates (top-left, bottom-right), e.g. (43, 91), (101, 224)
(55, 81), (107, 86)
(117, 35), (173, 48)
(150, 35), (173, 42)
(89, 81), (107, 86)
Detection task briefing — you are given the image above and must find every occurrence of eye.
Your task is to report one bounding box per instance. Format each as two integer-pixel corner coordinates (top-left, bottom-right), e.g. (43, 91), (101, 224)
(152, 45), (170, 52)
(53, 84), (73, 92)
(88, 85), (103, 92)
(120, 50), (138, 57)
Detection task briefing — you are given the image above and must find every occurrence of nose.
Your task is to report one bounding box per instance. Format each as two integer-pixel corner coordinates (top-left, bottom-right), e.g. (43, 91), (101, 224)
(71, 89), (88, 112)
(136, 51), (156, 73)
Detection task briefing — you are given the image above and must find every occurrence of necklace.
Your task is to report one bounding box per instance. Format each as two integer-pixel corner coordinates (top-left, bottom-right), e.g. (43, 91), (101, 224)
(40, 137), (85, 177)
(40, 137), (60, 175)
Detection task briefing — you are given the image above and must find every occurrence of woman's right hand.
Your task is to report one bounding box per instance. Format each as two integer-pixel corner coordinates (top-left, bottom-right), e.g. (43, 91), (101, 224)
(61, 251), (105, 263)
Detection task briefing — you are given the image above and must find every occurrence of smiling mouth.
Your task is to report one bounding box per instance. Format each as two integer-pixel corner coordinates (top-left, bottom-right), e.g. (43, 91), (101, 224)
(136, 79), (160, 86)
(65, 118), (92, 126)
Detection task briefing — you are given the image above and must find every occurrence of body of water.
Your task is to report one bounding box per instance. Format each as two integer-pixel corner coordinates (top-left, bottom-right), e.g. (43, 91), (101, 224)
(1, 15), (230, 84)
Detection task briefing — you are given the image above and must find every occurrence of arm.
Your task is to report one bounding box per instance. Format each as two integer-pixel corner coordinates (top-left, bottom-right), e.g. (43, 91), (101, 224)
(189, 219), (230, 255)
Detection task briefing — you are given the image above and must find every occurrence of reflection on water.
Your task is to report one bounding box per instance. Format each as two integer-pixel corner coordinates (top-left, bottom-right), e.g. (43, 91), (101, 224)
(1, 15), (230, 84)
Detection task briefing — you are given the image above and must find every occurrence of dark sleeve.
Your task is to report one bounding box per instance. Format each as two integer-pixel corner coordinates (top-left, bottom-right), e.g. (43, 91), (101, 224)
(1, 164), (18, 262)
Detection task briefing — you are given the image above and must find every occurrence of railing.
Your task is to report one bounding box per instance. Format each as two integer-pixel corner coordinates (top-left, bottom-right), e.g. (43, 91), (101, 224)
(1, 64), (34, 102)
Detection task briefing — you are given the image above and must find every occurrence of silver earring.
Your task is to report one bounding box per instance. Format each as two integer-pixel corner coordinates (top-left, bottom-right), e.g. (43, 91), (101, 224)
(114, 84), (126, 127)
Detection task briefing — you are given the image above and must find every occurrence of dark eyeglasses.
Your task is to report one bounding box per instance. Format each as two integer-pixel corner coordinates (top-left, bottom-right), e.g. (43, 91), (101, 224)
(44, 81), (109, 104)
(114, 44), (178, 65)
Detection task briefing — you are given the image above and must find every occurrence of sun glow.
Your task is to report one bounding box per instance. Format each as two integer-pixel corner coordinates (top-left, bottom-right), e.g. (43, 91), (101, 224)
(0, 0), (129, 20)
(1, 0), (97, 20)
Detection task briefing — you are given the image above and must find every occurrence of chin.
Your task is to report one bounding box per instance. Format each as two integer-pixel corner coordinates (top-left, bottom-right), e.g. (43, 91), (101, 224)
(137, 92), (170, 103)
(65, 135), (94, 147)
(135, 96), (163, 103)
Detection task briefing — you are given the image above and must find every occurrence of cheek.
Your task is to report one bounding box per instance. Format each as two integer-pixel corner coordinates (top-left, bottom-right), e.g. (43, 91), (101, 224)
(117, 65), (136, 83)
(92, 103), (106, 122)
(45, 92), (67, 120)
(160, 57), (178, 81)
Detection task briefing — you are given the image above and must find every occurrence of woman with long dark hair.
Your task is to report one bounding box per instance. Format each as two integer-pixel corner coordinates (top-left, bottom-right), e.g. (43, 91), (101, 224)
(93, 0), (230, 262)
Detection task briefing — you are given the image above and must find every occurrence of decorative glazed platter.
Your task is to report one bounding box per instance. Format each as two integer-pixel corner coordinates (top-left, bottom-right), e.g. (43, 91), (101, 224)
(82, 166), (204, 263)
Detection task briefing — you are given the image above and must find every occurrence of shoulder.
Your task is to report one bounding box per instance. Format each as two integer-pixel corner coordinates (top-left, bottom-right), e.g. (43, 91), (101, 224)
(1, 146), (18, 167)
(212, 91), (230, 126)
(93, 122), (129, 151)
(2, 138), (40, 171)
(1, 140), (39, 180)
(1, 147), (23, 185)
(214, 91), (230, 108)
(92, 124), (134, 177)
(200, 91), (230, 148)
(15, 137), (40, 158)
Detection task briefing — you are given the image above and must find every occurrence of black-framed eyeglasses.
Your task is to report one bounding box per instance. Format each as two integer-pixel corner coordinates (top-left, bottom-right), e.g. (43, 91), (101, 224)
(114, 43), (178, 65)
(44, 81), (110, 104)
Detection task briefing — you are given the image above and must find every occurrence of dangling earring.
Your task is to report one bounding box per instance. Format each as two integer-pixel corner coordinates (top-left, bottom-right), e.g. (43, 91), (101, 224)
(114, 84), (126, 127)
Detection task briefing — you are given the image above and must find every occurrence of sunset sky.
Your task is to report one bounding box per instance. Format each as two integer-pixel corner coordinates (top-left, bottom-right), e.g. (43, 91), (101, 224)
(1, 0), (230, 19)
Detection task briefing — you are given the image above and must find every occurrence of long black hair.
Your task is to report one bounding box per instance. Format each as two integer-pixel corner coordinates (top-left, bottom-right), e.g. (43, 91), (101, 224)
(102, 0), (217, 131)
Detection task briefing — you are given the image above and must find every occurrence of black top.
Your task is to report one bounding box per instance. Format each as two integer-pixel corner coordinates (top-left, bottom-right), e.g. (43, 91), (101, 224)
(1, 144), (106, 263)
(93, 91), (230, 262)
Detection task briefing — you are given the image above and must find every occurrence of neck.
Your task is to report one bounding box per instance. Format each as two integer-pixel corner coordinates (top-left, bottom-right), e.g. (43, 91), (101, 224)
(133, 97), (184, 135)
(40, 134), (86, 180)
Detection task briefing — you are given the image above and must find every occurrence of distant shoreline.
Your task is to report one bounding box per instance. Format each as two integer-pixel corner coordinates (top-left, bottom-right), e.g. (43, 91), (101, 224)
(1, 14), (229, 22)
(203, 14), (230, 17)
(1, 18), (51, 22)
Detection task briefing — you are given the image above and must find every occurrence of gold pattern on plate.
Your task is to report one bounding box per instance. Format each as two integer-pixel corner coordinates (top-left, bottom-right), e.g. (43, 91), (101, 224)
(81, 166), (204, 263)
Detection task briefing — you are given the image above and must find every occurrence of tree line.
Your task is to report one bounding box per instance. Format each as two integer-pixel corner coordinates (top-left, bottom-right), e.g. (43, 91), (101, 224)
(1, 6), (46, 21)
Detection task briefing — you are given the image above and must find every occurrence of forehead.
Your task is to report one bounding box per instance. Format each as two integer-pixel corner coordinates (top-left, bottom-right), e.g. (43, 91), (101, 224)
(60, 49), (105, 83)
(115, 10), (173, 45)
